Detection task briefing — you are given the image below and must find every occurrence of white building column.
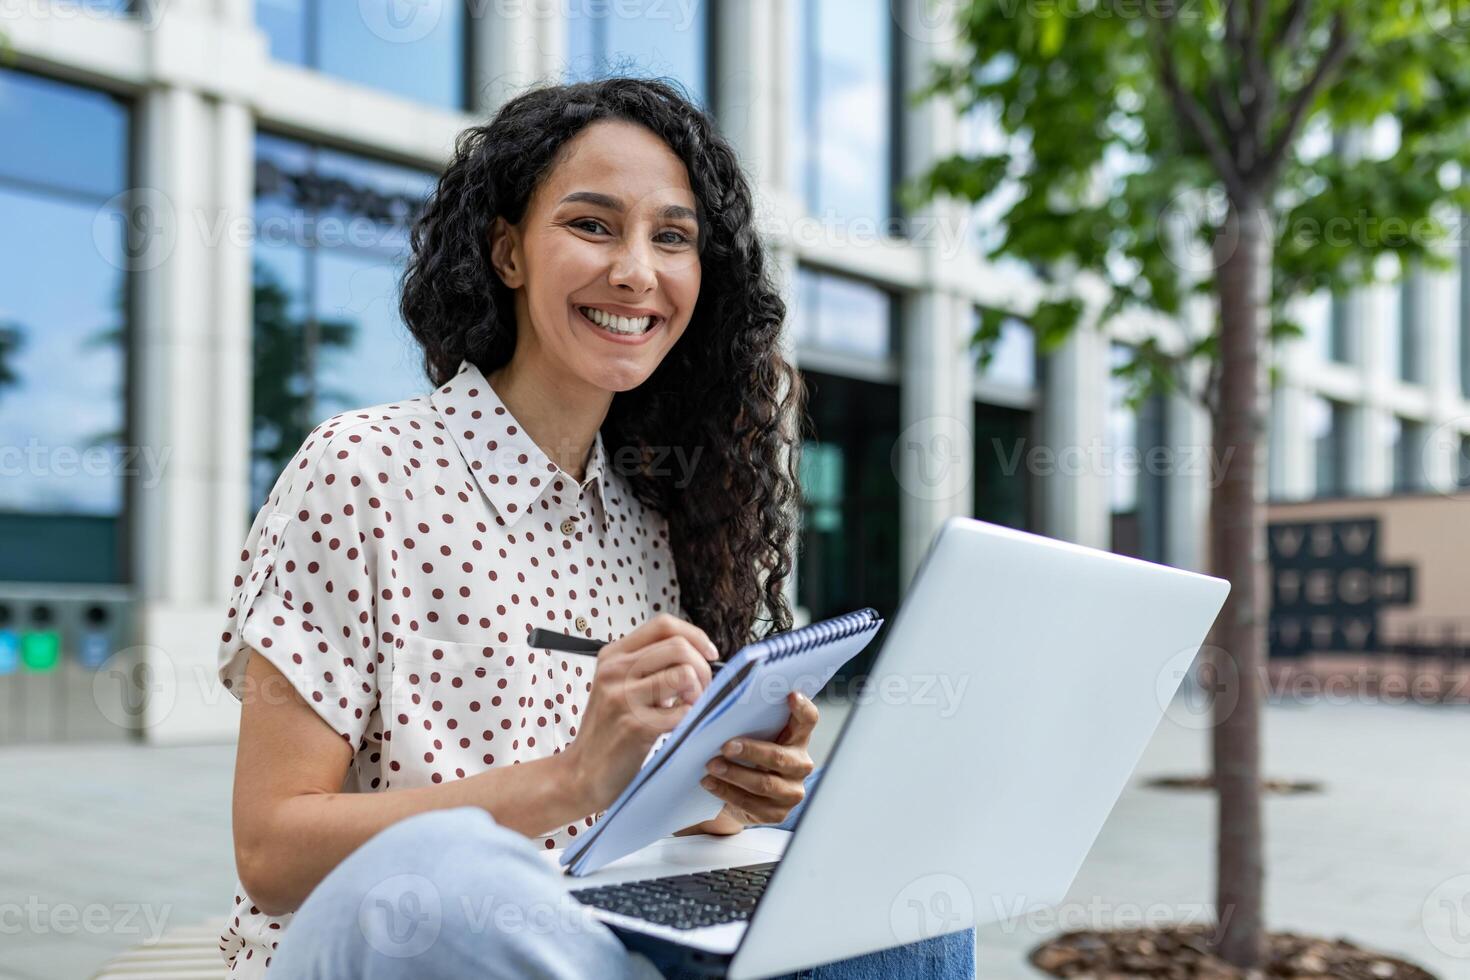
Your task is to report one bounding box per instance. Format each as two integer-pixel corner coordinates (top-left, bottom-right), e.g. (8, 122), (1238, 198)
(894, 0), (973, 589)
(133, 7), (260, 741)
(715, 0), (781, 190)
(1040, 327), (1111, 548)
(469, 0), (546, 114)
(898, 291), (975, 590)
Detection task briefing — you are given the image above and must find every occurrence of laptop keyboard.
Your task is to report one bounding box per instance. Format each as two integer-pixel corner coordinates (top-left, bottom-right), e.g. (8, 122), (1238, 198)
(568, 862), (778, 930)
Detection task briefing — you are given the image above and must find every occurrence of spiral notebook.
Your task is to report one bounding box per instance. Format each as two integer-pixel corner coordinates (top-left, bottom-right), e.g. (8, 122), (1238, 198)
(560, 608), (885, 876)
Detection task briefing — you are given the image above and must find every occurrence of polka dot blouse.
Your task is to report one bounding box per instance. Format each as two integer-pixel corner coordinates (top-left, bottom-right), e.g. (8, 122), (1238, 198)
(214, 358), (682, 978)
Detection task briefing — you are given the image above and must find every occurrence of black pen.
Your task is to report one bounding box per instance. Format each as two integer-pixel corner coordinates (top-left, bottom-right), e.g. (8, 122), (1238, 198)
(527, 628), (725, 675)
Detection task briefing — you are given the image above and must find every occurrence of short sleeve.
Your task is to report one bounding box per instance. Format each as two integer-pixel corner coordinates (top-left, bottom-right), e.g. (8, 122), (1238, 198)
(218, 427), (380, 750)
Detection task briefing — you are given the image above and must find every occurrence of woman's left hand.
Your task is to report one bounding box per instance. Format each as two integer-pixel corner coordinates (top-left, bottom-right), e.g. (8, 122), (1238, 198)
(674, 691), (818, 836)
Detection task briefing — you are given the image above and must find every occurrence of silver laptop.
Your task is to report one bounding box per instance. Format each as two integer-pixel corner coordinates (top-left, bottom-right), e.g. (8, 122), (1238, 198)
(563, 516), (1230, 978)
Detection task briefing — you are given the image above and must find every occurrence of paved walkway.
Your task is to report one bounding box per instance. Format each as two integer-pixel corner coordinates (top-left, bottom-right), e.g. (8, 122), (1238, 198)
(3, 699), (1466, 979)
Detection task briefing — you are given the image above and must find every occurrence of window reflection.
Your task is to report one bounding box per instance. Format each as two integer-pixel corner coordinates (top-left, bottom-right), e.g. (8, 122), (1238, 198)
(971, 311), (1035, 388)
(1107, 344), (1167, 562)
(565, 0), (710, 107)
(973, 403), (1032, 531)
(251, 133), (437, 511)
(256, 0), (467, 109)
(1309, 395), (1349, 496)
(0, 69), (130, 583)
(798, 371), (901, 683)
(792, 267), (894, 359)
(788, 0), (894, 224)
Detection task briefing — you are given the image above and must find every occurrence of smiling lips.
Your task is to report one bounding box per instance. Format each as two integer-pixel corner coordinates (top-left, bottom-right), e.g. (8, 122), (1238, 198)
(576, 304), (661, 337)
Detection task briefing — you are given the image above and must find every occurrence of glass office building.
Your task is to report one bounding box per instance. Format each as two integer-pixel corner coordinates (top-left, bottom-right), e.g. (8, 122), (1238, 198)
(3, 0), (1467, 742)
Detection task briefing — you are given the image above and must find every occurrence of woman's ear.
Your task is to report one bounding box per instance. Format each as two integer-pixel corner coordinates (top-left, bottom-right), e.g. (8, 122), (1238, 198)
(488, 216), (524, 289)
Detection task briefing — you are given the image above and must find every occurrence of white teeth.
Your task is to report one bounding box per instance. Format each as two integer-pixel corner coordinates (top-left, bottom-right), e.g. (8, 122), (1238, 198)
(579, 306), (654, 335)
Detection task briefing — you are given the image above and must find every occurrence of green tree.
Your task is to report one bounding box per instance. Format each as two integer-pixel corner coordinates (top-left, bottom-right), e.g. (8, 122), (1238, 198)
(908, 0), (1470, 968)
(250, 259), (358, 489)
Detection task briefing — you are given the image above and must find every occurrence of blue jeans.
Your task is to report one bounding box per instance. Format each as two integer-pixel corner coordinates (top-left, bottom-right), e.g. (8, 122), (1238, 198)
(270, 767), (975, 979)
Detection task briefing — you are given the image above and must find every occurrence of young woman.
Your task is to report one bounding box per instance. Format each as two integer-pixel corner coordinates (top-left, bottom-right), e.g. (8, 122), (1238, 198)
(218, 77), (974, 979)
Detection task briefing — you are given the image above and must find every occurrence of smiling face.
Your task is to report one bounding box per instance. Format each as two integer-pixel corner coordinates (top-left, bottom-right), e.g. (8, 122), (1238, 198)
(488, 118), (703, 394)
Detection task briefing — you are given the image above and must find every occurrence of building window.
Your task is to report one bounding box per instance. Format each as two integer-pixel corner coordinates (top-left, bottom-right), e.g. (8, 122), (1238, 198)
(1398, 275), (1421, 384)
(792, 267), (895, 360)
(565, 0), (712, 108)
(797, 370), (901, 681)
(251, 133), (437, 511)
(1107, 344), (1167, 562)
(1392, 418), (1425, 492)
(256, 0), (468, 110)
(1296, 290), (1332, 364)
(1329, 293), (1352, 364)
(970, 312), (1035, 388)
(787, 0), (896, 225)
(1309, 395), (1350, 496)
(0, 69), (130, 584)
(1459, 435), (1470, 490)
(973, 403), (1033, 531)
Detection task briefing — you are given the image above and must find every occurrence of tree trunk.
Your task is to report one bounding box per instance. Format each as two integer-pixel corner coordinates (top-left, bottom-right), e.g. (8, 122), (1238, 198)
(1208, 196), (1271, 968)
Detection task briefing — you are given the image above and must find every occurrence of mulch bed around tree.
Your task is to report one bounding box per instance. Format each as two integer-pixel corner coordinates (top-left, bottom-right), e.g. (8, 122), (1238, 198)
(1029, 926), (1437, 979)
(1143, 774), (1324, 795)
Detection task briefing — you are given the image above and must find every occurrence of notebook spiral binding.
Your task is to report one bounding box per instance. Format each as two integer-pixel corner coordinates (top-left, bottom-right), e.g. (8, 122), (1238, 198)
(757, 608), (881, 664)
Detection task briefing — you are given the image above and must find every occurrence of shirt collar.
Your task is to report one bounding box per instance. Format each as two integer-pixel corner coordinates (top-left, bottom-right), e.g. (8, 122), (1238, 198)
(430, 359), (610, 533)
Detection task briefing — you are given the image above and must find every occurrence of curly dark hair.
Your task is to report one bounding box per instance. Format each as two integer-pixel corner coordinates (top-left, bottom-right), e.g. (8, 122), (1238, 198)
(398, 76), (806, 656)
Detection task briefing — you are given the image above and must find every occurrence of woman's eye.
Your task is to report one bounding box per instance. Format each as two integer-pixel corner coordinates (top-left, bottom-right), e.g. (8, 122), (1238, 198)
(571, 218), (608, 234)
(657, 230), (693, 246)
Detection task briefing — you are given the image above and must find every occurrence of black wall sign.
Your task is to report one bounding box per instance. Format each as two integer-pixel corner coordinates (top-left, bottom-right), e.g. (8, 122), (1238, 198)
(1267, 517), (1416, 658)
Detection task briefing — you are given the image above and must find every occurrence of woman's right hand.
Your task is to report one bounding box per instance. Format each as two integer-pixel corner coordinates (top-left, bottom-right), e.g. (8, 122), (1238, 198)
(561, 613), (720, 813)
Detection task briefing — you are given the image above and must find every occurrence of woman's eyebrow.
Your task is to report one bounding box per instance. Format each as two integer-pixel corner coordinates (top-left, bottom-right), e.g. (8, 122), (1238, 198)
(559, 190), (697, 224)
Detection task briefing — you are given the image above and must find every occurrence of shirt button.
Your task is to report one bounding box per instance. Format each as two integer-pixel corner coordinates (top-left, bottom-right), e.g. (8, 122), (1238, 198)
(575, 615), (589, 632)
(560, 519), (576, 535)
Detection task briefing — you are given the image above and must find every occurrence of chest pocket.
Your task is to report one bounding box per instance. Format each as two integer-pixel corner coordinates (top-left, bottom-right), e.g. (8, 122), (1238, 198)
(384, 633), (539, 787)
